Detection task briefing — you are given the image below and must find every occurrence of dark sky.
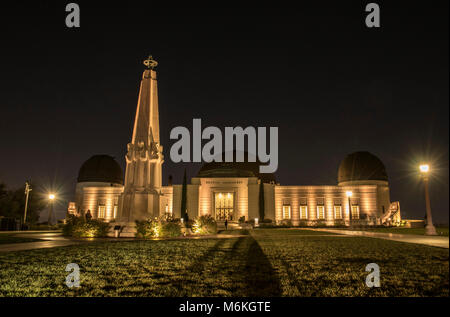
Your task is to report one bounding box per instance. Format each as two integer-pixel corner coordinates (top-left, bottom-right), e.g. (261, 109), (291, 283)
(0, 1), (448, 222)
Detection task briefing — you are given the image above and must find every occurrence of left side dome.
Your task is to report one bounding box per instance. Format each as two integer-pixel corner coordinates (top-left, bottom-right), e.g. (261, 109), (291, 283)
(77, 155), (124, 184)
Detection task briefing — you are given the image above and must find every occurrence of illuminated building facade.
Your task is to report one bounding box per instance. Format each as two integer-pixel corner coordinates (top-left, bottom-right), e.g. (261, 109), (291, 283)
(69, 60), (400, 231)
(73, 155), (124, 221)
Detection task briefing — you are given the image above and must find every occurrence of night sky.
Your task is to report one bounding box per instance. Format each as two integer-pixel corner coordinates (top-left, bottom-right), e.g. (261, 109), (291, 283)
(0, 2), (448, 222)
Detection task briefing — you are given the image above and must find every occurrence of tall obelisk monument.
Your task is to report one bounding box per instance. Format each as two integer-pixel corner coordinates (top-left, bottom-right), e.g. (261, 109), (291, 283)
(118, 56), (164, 222)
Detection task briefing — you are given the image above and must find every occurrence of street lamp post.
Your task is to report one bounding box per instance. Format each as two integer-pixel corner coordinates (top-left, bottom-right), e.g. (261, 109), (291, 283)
(420, 164), (437, 236)
(48, 194), (56, 225)
(346, 190), (353, 227)
(23, 182), (32, 224)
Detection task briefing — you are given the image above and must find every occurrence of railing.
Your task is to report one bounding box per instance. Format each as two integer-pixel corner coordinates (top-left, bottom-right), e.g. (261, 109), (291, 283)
(381, 201), (401, 225)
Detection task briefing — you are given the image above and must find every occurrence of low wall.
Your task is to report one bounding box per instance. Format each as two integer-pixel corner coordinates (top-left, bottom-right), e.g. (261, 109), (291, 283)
(404, 219), (425, 228)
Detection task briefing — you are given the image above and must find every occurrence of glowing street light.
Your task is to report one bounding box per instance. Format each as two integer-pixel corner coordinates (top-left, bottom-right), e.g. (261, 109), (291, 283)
(420, 164), (437, 235)
(49, 194), (55, 200)
(419, 164), (430, 173)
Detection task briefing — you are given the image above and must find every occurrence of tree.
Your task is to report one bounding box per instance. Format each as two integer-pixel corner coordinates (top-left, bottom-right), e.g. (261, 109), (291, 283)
(0, 182), (46, 223)
(259, 181), (265, 221)
(0, 183), (7, 197)
(181, 169), (188, 223)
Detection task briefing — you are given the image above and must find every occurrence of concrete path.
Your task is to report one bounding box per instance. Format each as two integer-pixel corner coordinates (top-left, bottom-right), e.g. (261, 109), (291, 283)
(0, 232), (83, 252)
(306, 228), (449, 248)
(0, 232), (136, 252)
(4, 229), (446, 252)
(0, 231), (249, 252)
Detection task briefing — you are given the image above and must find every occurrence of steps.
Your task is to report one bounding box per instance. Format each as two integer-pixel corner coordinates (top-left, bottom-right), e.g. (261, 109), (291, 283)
(381, 201), (401, 225)
(216, 221), (251, 230)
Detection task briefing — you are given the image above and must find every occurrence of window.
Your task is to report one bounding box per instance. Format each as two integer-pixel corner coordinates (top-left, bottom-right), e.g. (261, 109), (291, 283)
(98, 205), (106, 219)
(282, 205), (291, 219)
(334, 206), (342, 219)
(351, 205), (360, 219)
(113, 205), (118, 219)
(317, 206), (325, 220)
(300, 205), (308, 219)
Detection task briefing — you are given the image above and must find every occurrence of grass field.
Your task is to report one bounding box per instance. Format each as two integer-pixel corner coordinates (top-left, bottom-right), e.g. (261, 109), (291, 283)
(0, 229), (447, 297)
(355, 227), (449, 236)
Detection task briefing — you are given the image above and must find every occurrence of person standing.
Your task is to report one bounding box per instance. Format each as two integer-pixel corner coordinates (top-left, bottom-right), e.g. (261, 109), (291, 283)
(85, 210), (92, 221)
(225, 219), (228, 230)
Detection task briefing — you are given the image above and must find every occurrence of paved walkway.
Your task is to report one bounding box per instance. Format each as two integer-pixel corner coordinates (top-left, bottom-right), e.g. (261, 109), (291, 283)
(0, 232), (84, 252)
(0, 231), (249, 252)
(2, 229), (447, 252)
(306, 228), (449, 248)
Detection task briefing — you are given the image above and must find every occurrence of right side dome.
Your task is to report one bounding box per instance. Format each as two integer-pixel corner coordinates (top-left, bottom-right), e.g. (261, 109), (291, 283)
(338, 151), (388, 185)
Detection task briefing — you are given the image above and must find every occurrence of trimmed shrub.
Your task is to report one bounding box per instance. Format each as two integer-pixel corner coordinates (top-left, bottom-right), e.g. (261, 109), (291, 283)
(63, 215), (110, 237)
(279, 219), (293, 227)
(192, 215), (217, 235)
(238, 216), (246, 223)
(135, 219), (159, 238)
(161, 221), (182, 237)
(135, 218), (182, 238)
(333, 219), (346, 228)
(314, 221), (328, 228)
(62, 215), (82, 236)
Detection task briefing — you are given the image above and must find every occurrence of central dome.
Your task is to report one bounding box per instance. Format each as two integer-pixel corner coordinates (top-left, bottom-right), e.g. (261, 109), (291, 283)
(197, 152), (276, 183)
(338, 151), (388, 184)
(77, 155), (124, 184)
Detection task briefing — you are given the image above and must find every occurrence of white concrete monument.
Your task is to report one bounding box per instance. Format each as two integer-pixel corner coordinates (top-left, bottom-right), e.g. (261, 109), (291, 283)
(117, 56), (164, 231)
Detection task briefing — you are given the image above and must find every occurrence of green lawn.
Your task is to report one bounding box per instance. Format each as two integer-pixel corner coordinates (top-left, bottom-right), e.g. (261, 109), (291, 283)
(0, 229), (447, 297)
(354, 227), (449, 237)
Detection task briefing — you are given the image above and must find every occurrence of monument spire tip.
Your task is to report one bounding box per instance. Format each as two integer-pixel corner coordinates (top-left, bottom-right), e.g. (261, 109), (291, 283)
(143, 55), (158, 69)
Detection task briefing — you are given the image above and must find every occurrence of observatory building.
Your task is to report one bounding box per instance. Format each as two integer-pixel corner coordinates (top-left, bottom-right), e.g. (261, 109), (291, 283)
(69, 58), (401, 231)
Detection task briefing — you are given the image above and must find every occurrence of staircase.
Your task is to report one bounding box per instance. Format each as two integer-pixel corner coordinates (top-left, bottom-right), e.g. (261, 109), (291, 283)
(381, 201), (401, 225)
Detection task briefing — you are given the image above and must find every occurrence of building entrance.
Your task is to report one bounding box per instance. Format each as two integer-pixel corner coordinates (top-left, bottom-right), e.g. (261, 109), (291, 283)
(215, 192), (234, 220)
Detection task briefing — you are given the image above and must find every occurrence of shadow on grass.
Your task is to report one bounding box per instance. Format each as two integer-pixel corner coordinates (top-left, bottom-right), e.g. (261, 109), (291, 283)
(187, 239), (228, 274)
(181, 235), (281, 296)
(243, 236), (282, 296)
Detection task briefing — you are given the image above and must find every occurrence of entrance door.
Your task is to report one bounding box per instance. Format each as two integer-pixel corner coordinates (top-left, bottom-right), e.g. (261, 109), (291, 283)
(215, 192), (234, 220)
